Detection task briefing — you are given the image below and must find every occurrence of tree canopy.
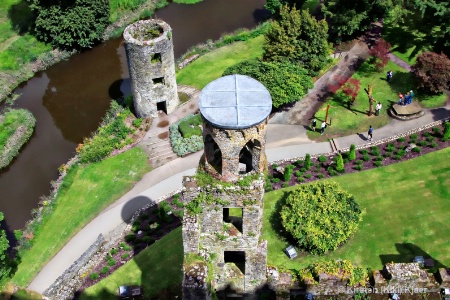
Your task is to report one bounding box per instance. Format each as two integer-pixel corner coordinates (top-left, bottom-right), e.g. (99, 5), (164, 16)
(263, 5), (330, 76)
(222, 59), (313, 108)
(0, 212), (12, 282)
(412, 51), (450, 94)
(28, 0), (110, 49)
(280, 181), (363, 255)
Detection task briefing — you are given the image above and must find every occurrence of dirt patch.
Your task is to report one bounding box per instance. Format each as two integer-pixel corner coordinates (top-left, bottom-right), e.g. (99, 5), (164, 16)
(158, 131), (169, 139)
(157, 120), (169, 128)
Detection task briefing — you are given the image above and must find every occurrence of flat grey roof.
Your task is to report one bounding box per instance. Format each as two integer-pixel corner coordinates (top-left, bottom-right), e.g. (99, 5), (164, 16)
(198, 74), (272, 129)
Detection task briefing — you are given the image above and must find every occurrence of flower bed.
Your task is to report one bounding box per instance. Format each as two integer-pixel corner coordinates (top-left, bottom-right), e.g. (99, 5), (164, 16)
(266, 123), (449, 191)
(79, 196), (184, 291)
(169, 114), (203, 156)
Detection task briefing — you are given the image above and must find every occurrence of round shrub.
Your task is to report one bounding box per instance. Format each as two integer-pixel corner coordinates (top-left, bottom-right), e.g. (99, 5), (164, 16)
(297, 177), (305, 182)
(108, 259), (116, 266)
(121, 253), (130, 259)
(101, 267), (109, 274)
(317, 173), (324, 179)
(318, 155), (327, 163)
(362, 155), (370, 161)
(90, 272), (99, 280)
(397, 137), (406, 142)
(304, 173), (312, 179)
(374, 161), (382, 167)
(110, 248), (118, 255)
(125, 234), (136, 243)
(282, 183), (289, 188)
(354, 165), (363, 171)
(412, 147), (421, 153)
(280, 181), (363, 255)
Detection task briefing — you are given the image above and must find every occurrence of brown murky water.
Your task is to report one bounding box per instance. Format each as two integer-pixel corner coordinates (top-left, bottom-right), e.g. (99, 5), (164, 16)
(0, 0), (266, 233)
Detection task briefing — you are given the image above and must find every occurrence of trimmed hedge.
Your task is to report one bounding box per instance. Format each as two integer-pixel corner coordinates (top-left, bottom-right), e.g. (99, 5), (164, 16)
(178, 114), (202, 138)
(169, 114), (203, 156)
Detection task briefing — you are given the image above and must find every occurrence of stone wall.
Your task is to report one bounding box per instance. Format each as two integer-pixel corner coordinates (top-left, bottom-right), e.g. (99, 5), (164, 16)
(124, 19), (178, 118)
(201, 118), (268, 182)
(43, 234), (104, 299)
(181, 174), (268, 295)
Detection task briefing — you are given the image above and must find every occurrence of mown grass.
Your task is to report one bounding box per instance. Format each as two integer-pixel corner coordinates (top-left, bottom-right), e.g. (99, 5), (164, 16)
(262, 147), (450, 271)
(10, 148), (151, 287)
(176, 35), (265, 89)
(80, 227), (183, 299)
(309, 60), (447, 141)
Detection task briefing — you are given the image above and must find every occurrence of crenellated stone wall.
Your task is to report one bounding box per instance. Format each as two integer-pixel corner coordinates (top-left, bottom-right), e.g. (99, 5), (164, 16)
(123, 19), (178, 118)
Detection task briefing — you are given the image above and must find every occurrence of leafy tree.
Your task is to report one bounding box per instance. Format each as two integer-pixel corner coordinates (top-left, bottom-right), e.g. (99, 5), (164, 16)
(412, 51), (450, 94)
(223, 59), (313, 108)
(28, 0), (110, 49)
(322, 0), (401, 41)
(263, 5), (330, 75)
(0, 213), (13, 282)
(341, 78), (361, 105)
(265, 0), (305, 14)
(329, 75), (360, 107)
(280, 181), (363, 254)
(369, 39), (391, 71)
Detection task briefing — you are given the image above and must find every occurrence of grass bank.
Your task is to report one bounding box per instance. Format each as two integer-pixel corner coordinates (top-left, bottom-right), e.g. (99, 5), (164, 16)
(176, 35), (265, 89)
(309, 60), (447, 141)
(10, 147), (151, 287)
(0, 108), (35, 170)
(262, 147), (450, 271)
(80, 227), (183, 299)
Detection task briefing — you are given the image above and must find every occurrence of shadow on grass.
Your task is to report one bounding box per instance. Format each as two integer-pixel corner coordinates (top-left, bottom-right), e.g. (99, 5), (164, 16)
(379, 242), (447, 271)
(268, 191), (299, 249)
(7, 0), (35, 35)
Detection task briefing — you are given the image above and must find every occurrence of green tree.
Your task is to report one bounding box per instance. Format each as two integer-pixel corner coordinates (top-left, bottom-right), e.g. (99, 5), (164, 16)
(280, 181), (363, 254)
(223, 59), (313, 108)
(335, 153), (344, 172)
(265, 0), (305, 14)
(0, 212), (13, 283)
(322, 0), (401, 41)
(28, 0), (110, 49)
(348, 144), (356, 161)
(263, 5), (330, 75)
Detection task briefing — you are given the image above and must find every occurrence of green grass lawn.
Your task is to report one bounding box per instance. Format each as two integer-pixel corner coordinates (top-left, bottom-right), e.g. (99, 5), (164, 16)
(262, 147), (450, 271)
(80, 227), (183, 299)
(176, 35), (264, 89)
(309, 60), (447, 141)
(382, 12), (443, 65)
(10, 147), (151, 287)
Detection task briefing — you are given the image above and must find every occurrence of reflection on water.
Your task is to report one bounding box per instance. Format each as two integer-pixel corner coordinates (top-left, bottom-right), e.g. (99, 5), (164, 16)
(0, 0), (267, 231)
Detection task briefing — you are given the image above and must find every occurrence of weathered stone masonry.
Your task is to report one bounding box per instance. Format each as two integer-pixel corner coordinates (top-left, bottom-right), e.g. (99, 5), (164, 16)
(124, 19), (178, 118)
(182, 75), (272, 299)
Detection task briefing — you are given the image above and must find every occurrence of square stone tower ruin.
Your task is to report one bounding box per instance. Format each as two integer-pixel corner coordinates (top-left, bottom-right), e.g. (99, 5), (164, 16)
(182, 75), (272, 299)
(124, 19), (178, 118)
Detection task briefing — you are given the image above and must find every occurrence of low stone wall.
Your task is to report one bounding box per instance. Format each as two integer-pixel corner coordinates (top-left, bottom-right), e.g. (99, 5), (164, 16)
(272, 118), (450, 166)
(43, 234), (104, 299)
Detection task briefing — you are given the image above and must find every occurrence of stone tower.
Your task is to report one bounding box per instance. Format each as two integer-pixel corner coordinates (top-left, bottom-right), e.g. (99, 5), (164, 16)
(182, 75), (272, 299)
(123, 19), (178, 118)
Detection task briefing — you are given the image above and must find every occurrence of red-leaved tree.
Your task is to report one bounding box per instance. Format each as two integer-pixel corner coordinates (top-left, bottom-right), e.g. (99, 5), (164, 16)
(412, 51), (450, 94)
(369, 39), (391, 71)
(341, 78), (361, 104)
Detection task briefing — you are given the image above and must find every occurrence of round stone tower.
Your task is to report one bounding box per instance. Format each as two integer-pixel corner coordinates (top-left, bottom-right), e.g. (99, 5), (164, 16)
(199, 74), (272, 182)
(123, 19), (178, 118)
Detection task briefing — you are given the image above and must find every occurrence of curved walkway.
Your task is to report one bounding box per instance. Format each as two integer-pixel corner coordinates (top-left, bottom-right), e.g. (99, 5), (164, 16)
(28, 31), (450, 293)
(28, 102), (450, 293)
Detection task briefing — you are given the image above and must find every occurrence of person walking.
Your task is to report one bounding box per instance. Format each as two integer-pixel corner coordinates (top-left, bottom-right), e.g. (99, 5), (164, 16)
(311, 118), (317, 132)
(375, 102), (382, 116)
(368, 125), (373, 141)
(320, 121), (327, 135)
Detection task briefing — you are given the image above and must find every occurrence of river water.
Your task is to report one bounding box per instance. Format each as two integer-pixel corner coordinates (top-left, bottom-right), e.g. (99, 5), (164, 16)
(0, 0), (266, 232)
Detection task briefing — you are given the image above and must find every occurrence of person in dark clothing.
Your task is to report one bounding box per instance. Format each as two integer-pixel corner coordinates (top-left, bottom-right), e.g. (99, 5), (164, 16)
(368, 125), (373, 141)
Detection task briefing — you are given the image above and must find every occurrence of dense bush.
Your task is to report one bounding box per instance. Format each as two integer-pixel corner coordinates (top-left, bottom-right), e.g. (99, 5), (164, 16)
(223, 59), (313, 108)
(335, 153), (344, 173)
(0, 213), (13, 283)
(78, 101), (137, 163)
(412, 52), (450, 94)
(0, 109), (36, 170)
(299, 260), (368, 286)
(280, 181), (363, 254)
(304, 153), (311, 170)
(169, 114), (204, 156)
(444, 122), (450, 141)
(29, 0), (110, 49)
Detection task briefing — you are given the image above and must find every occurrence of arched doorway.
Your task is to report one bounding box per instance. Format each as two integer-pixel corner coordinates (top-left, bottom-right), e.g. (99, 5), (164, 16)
(204, 134), (222, 174)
